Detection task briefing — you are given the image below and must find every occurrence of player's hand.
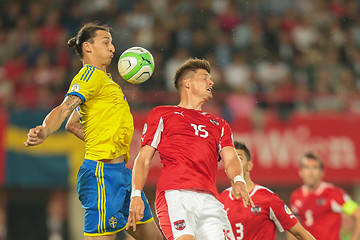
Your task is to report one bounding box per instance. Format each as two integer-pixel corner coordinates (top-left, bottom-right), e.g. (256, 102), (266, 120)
(232, 181), (255, 208)
(126, 196), (144, 231)
(24, 126), (47, 147)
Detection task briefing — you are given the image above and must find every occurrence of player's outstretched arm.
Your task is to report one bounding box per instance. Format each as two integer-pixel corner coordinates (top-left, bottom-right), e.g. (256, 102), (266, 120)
(347, 202), (360, 240)
(65, 110), (84, 141)
(24, 95), (82, 147)
(287, 222), (315, 240)
(127, 145), (156, 232)
(221, 146), (255, 208)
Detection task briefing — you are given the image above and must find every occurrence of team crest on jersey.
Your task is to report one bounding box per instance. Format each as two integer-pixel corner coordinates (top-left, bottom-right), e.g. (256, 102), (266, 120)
(251, 205), (262, 215)
(174, 220), (186, 230)
(210, 119), (219, 125)
(70, 83), (80, 92)
(317, 198), (326, 206)
(142, 123), (148, 135)
(109, 216), (117, 228)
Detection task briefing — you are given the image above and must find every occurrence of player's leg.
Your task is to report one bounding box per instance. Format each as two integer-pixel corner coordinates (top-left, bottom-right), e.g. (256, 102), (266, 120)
(155, 190), (197, 240)
(176, 235), (196, 240)
(77, 160), (130, 239)
(196, 194), (235, 240)
(126, 220), (164, 240)
(123, 186), (164, 239)
(122, 167), (164, 239)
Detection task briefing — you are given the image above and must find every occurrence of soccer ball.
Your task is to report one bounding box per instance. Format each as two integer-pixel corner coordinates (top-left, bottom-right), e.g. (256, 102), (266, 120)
(117, 47), (155, 84)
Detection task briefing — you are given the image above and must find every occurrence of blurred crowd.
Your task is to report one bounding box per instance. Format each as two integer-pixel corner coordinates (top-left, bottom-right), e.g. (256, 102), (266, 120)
(2, 0), (360, 119)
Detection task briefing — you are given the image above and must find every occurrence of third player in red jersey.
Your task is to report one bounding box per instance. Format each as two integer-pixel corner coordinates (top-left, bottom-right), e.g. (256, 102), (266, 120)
(219, 142), (315, 240)
(289, 152), (360, 240)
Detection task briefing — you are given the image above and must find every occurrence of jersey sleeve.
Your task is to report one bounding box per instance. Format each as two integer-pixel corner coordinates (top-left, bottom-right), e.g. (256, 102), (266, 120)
(331, 187), (356, 214)
(66, 66), (101, 102)
(141, 107), (164, 149)
(219, 121), (235, 150)
(289, 190), (299, 215)
(333, 187), (348, 206)
(269, 193), (298, 232)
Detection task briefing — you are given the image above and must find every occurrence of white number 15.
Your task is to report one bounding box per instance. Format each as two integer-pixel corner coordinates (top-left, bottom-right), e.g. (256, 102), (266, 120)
(190, 124), (208, 138)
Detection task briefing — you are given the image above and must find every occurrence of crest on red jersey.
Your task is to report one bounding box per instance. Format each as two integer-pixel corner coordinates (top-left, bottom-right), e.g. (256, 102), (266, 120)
(317, 198), (326, 206)
(210, 119), (219, 125)
(173, 220), (186, 230)
(251, 205), (262, 215)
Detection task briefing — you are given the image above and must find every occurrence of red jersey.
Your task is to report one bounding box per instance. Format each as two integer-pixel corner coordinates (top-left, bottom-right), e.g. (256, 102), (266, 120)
(289, 182), (350, 240)
(219, 185), (298, 240)
(141, 105), (234, 197)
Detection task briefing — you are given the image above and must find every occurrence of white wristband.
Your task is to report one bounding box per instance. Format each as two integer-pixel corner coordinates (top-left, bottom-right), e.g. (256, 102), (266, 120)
(233, 175), (246, 185)
(131, 189), (141, 199)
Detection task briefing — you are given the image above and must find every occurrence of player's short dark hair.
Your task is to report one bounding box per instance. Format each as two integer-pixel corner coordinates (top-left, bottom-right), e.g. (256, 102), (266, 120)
(174, 58), (211, 91)
(234, 141), (251, 162)
(67, 21), (111, 59)
(301, 152), (324, 169)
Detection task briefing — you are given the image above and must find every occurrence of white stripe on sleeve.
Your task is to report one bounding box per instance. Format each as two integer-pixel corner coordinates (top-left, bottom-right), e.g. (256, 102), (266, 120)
(270, 207), (285, 232)
(151, 116), (164, 148)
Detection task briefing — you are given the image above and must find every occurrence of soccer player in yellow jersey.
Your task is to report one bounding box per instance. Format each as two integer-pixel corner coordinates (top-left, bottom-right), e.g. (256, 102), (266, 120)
(24, 22), (164, 240)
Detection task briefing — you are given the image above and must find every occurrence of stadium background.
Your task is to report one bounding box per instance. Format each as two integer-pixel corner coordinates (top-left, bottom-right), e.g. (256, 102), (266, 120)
(1, 0), (360, 239)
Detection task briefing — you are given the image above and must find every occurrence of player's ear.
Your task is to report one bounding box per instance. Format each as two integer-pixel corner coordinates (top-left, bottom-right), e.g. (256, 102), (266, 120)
(248, 160), (254, 171)
(183, 78), (190, 89)
(83, 42), (92, 53)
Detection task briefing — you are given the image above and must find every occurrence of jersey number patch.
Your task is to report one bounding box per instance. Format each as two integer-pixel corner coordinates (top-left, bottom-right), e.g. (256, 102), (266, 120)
(190, 124), (208, 138)
(305, 209), (314, 226)
(235, 222), (244, 240)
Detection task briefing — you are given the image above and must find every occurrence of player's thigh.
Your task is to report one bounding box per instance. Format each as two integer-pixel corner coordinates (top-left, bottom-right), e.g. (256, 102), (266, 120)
(155, 190), (197, 240)
(197, 195), (234, 240)
(78, 160), (131, 235)
(126, 220), (164, 240)
(176, 235), (196, 240)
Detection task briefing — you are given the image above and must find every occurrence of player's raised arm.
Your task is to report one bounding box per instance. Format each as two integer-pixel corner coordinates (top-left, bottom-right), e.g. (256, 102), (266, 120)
(221, 146), (254, 208)
(127, 145), (156, 231)
(24, 95), (82, 147)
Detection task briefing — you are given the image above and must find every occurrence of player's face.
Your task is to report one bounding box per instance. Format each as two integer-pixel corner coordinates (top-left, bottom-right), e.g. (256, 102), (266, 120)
(88, 30), (115, 66)
(299, 157), (323, 189)
(236, 149), (252, 174)
(188, 69), (214, 101)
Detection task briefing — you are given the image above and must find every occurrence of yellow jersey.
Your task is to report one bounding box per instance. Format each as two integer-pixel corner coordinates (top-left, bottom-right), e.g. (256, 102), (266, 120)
(66, 65), (134, 162)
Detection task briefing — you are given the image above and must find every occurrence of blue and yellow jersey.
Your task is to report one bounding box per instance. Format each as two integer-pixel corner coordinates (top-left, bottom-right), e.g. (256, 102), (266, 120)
(66, 65), (134, 162)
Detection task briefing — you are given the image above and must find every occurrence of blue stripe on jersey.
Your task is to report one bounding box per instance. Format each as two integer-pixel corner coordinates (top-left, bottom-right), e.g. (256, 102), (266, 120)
(82, 66), (91, 81)
(85, 67), (95, 82)
(65, 92), (86, 102)
(83, 66), (95, 82)
(80, 67), (88, 81)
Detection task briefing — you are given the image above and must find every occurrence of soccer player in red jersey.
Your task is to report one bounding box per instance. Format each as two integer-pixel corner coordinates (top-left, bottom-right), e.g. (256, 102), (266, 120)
(219, 141), (315, 240)
(289, 152), (360, 240)
(127, 58), (254, 240)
